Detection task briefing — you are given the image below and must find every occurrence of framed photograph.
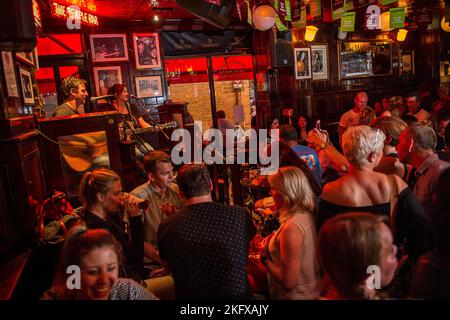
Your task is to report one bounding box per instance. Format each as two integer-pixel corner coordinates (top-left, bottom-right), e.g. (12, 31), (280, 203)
(89, 34), (129, 63)
(133, 33), (162, 69)
(93, 66), (123, 96)
(16, 51), (34, 65)
(311, 44), (329, 80)
(135, 75), (163, 98)
(400, 50), (415, 75)
(339, 41), (392, 79)
(294, 47), (312, 80)
(1, 51), (20, 97)
(19, 67), (35, 104)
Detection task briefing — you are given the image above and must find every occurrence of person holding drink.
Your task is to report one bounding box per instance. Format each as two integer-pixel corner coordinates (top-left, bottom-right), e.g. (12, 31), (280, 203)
(79, 168), (146, 282)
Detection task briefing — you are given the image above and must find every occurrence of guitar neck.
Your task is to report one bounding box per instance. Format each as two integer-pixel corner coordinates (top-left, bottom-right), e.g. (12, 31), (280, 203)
(129, 121), (177, 135)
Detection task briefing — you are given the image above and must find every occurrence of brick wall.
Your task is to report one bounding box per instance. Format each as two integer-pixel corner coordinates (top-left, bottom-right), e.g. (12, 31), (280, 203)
(168, 80), (252, 131)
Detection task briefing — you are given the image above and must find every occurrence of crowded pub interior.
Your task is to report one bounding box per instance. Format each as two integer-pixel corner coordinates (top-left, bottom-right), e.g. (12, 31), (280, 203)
(0, 0), (449, 302)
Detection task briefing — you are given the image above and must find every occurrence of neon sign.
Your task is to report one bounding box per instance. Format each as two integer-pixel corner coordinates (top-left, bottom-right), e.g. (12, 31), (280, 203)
(61, 0), (97, 12)
(33, 0), (42, 32)
(51, 1), (99, 27)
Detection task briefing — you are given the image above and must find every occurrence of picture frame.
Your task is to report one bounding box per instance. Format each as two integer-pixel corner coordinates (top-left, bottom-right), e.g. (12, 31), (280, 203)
(338, 41), (392, 80)
(19, 67), (35, 104)
(311, 44), (329, 80)
(294, 47), (312, 80)
(16, 51), (34, 65)
(132, 33), (162, 69)
(400, 50), (415, 75)
(135, 75), (163, 98)
(93, 66), (123, 96)
(1, 51), (20, 97)
(89, 34), (129, 63)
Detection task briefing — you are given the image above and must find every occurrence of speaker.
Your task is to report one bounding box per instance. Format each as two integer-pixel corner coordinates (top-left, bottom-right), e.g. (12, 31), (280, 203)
(0, 0), (37, 51)
(176, 0), (235, 29)
(272, 31), (294, 67)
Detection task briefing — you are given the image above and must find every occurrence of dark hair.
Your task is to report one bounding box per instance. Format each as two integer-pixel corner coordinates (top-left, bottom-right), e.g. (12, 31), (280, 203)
(267, 116), (280, 129)
(279, 125), (298, 142)
(177, 164), (211, 199)
(61, 76), (87, 100)
(401, 114), (418, 127)
(297, 114), (313, 132)
(107, 84), (126, 96)
(217, 110), (226, 119)
(79, 169), (120, 212)
(268, 141), (322, 196)
(143, 151), (171, 174)
(437, 110), (450, 123)
(51, 225), (123, 299)
(406, 91), (419, 100)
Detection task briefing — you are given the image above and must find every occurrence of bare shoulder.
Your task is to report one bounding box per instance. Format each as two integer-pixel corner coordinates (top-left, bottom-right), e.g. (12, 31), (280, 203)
(321, 178), (350, 202)
(389, 174), (407, 192)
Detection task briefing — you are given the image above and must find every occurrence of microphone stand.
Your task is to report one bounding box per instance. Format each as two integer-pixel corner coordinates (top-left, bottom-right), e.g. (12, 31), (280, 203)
(132, 97), (170, 141)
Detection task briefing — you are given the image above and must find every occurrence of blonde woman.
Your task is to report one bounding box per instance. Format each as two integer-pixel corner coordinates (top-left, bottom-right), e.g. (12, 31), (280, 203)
(318, 125), (434, 261)
(318, 213), (398, 299)
(260, 166), (321, 300)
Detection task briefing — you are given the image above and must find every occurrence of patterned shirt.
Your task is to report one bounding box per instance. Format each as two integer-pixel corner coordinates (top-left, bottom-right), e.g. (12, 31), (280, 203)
(158, 201), (256, 300)
(42, 278), (159, 300)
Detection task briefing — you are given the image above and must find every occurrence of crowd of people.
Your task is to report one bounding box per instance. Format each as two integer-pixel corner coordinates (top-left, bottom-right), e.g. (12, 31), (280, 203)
(40, 82), (450, 301)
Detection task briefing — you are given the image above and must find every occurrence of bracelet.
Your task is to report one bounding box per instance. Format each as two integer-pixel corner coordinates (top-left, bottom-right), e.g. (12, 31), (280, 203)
(318, 142), (328, 150)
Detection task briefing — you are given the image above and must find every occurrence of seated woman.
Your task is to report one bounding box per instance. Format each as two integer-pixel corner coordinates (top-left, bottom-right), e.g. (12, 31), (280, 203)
(317, 125), (434, 261)
(107, 84), (154, 159)
(43, 225), (158, 300)
(318, 213), (398, 299)
(260, 166), (321, 300)
(296, 114), (313, 146)
(79, 168), (146, 281)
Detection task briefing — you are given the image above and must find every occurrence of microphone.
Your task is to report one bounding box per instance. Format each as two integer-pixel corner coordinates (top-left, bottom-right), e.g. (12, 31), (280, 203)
(90, 95), (115, 103)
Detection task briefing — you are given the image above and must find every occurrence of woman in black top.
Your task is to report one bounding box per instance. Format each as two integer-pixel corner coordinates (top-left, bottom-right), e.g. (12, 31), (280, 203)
(318, 126), (434, 261)
(79, 168), (145, 280)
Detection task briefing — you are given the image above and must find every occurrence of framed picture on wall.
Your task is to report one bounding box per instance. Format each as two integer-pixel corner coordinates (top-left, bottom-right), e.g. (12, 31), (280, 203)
(19, 67), (35, 104)
(93, 66), (123, 96)
(132, 33), (162, 69)
(311, 44), (329, 80)
(1, 51), (20, 97)
(16, 51), (34, 65)
(89, 34), (129, 63)
(135, 75), (163, 98)
(294, 47), (312, 80)
(400, 50), (415, 75)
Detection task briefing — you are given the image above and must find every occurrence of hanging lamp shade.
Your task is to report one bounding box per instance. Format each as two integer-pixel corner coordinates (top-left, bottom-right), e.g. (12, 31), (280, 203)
(305, 26), (319, 41)
(397, 29), (408, 41)
(253, 5), (276, 31)
(441, 17), (450, 32)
